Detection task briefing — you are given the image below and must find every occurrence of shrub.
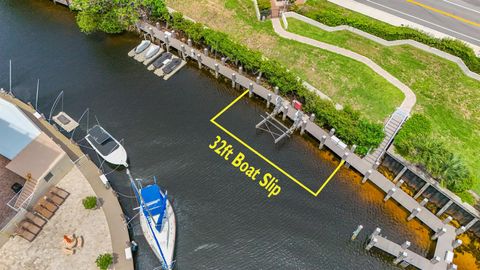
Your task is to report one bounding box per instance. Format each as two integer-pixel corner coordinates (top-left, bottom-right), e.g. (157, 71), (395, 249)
(257, 0), (271, 11)
(394, 114), (473, 192)
(295, 1), (480, 74)
(83, 196), (97, 209)
(95, 253), (113, 270)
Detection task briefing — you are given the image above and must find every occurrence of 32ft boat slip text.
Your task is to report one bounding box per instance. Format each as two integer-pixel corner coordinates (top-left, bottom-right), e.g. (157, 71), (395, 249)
(209, 135), (282, 198)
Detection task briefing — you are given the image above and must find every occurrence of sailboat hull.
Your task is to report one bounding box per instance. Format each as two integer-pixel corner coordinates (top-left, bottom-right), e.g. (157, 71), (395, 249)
(140, 199), (176, 269)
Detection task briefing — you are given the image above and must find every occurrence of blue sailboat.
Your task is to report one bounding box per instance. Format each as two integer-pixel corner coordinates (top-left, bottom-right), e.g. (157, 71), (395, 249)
(127, 170), (176, 269)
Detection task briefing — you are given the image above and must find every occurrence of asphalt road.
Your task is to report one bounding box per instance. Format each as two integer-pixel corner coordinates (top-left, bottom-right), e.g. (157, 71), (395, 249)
(356, 0), (480, 46)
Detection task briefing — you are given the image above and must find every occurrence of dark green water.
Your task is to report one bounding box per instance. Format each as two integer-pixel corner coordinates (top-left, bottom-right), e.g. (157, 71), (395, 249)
(0, 1), (432, 269)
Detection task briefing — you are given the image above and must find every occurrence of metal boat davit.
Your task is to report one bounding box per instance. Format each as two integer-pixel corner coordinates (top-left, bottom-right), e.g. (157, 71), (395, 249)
(85, 124), (128, 167)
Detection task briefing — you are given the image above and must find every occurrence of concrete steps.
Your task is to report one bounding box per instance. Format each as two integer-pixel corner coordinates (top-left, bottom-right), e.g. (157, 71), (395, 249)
(13, 177), (38, 209)
(363, 109), (408, 166)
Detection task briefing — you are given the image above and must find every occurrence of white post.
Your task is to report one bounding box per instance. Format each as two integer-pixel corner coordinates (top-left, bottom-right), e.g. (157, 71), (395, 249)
(35, 79), (40, 111)
(431, 228), (447, 240)
(9, 59), (12, 94)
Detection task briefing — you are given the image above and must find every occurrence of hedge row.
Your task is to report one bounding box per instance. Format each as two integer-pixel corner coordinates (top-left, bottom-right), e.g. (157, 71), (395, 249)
(150, 9), (384, 155)
(394, 114), (473, 193)
(295, 3), (480, 74)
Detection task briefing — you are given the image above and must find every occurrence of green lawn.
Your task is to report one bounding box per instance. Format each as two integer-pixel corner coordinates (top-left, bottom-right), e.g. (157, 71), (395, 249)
(166, 0), (403, 123)
(286, 18), (480, 194)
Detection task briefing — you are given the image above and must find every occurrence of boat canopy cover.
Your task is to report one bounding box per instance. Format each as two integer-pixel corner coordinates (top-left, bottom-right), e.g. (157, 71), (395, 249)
(89, 125), (110, 144)
(141, 184), (166, 231)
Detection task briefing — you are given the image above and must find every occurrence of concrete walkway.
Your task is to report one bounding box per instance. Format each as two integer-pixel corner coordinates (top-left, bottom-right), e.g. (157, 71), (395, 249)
(328, 0), (480, 56)
(284, 12), (480, 82)
(271, 17), (417, 113)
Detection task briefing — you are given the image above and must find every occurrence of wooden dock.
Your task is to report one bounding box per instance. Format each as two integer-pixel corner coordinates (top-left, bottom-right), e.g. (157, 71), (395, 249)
(373, 235), (447, 270)
(137, 21), (459, 269)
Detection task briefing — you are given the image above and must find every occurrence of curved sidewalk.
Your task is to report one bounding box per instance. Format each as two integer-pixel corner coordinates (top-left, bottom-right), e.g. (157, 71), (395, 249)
(272, 18), (417, 113)
(284, 12), (480, 82)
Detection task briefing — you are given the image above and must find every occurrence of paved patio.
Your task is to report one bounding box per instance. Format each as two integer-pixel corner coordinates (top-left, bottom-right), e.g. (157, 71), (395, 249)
(0, 165), (112, 270)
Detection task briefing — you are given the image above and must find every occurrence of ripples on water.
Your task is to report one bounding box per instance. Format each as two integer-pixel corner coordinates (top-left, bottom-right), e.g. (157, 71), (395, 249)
(4, 1), (476, 269)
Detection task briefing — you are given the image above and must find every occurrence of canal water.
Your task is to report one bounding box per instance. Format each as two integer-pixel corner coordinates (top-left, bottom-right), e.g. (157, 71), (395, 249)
(0, 1), (436, 269)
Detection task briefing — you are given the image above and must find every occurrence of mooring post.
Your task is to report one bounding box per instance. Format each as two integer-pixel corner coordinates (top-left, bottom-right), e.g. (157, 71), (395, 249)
(351, 225), (363, 240)
(148, 27), (154, 41)
(165, 34), (170, 52)
(443, 216), (453, 225)
(156, 22), (160, 30)
(371, 227), (381, 237)
(248, 83), (253, 97)
(384, 187), (396, 202)
(300, 120), (307, 135)
(214, 63), (219, 78)
(431, 227), (447, 240)
(407, 207), (421, 221)
(319, 135), (327, 149)
(448, 264), (458, 270)
(350, 144), (357, 154)
(187, 38), (192, 47)
(190, 49), (195, 58)
(221, 57), (226, 65)
(282, 104), (289, 121)
(256, 76), (261, 84)
(395, 179), (404, 188)
(180, 45), (186, 60)
(452, 239), (462, 248)
(309, 113), (315, 122)
(239, 66), (243, 75)
(197, 54), (202, 69)
(203, 48), (208, 57)
(171, 30), (176, 39)
(329, 128), (335, 136)
(430, 256), (441, 264)
(393, 251), (407, 265)
(401, 241), (411, 250)
(274, 86), (279, 95)
(420, 198), (428, 207)
(231, 73), (236, 88)
(456, 226), (466, 235)
(343, 152), (350, 168)
(362, 169), (372, 184)
(266, 94), (272, 108)
(365, 237), (377, 250)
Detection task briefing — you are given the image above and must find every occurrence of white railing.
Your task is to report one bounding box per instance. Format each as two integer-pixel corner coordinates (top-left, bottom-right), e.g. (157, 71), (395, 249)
(7, 187), (34, 212)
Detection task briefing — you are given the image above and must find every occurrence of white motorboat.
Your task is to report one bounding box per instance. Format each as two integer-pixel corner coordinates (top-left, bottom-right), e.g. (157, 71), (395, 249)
(135, 40), (151, 54)
(85, 124), (128, 167)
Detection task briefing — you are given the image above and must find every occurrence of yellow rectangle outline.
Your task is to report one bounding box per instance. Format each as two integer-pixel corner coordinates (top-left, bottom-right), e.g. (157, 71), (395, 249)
(210, 90), (344, 197)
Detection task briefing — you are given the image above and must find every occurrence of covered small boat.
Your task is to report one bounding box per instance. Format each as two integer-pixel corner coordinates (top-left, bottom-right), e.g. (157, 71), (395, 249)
(145, 45), (160, 59)
(127, 171), (176, 269)
(85, 125), (128, 167)
(152, 52), (173, 69)
(162, 58), (181, 75)
(135, 40), (151, 54)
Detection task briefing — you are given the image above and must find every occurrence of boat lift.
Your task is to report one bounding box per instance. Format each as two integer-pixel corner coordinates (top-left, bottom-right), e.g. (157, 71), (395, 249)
(255, 96), (306, 144)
